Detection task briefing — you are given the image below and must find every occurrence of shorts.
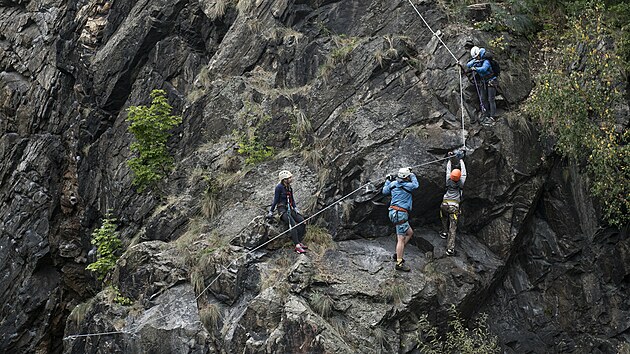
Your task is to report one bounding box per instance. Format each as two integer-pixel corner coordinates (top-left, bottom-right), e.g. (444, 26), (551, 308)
(388, 209), (410, 235)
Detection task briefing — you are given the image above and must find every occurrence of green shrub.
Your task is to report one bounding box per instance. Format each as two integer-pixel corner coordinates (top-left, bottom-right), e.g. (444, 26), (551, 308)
(126, 89), (182, 192)
(416, 306), (500, 354)
(235, 129), (275, 164)
(86, 214), (121, 281)
(233, 102), (275, 165)
(112, 286), (133, 306)
(525, 4), (629, 227)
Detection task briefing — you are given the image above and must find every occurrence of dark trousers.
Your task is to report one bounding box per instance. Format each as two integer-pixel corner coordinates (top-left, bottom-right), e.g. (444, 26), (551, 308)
(280, 210), (306, 245)
(478, 79), (497, 118)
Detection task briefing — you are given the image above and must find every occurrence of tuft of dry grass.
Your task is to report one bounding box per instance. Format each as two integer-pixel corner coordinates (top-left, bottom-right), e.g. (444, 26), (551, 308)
(381, 278), (408, 305)
(305, 225), (336, 258)
(199, 303), (222, 330)
(310, 291), (334, 318)
(207, 0), (233, 20)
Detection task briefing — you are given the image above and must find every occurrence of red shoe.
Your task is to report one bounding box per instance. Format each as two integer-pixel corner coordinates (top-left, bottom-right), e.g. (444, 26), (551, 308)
(299, 243), (308, 250)
(295, 244), (306, 254)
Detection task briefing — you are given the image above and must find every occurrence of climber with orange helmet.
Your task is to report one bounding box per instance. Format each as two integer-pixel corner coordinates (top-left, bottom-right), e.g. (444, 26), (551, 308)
(440, 150), (467, 256)
(268, 170), (307, 253)
(382, 167), (419, 272)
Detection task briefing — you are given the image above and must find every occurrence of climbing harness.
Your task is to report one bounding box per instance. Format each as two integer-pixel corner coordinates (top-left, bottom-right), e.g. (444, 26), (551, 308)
(65, 2), (473, 342)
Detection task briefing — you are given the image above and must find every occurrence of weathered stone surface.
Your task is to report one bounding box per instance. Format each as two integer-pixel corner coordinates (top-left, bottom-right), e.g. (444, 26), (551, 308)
(65, 284), (210, 354)
(0, 0), (626, 353)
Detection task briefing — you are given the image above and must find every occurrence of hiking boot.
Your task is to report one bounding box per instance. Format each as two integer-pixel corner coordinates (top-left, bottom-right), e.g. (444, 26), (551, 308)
(440, 232), (448, 239)
(299, 243), (308, 250)
(395, 260), (411, 272)
(446, 248), (455, 256)
(481, 117), (495, 127)
(295, 244), (306, 254)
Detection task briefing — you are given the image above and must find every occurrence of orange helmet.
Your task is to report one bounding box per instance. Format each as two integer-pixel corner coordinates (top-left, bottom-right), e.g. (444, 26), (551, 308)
(450, 169), (462, 181)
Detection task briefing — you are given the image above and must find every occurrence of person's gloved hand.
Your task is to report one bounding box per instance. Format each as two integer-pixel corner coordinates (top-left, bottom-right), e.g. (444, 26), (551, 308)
(386, 174), (393, 181)
(455, 150), (465, 159)
(266, 211), (274, 219)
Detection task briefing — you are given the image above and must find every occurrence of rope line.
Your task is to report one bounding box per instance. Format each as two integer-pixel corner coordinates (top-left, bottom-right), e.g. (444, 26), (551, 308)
(65, 331), (127, 340)
(65, 2), (472, 342)
(408, 156), (452, 171)
(64, 156), (448, 341)
(407, 0), (467, 148)
(459, 66), (466, 147)
(472, 73), (486, 113)
(406, 0), (458, 63)
(64, 182), (371, 341)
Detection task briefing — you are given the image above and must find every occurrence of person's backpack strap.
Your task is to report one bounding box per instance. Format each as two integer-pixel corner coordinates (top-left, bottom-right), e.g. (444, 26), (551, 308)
(396, 185), (414, 195)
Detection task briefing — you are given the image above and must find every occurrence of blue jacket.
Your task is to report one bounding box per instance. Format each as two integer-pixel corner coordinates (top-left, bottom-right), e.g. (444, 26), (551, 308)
(466, 48), (495, 80)
(270, 183), (296, 213)
(382, 174), (419, 211)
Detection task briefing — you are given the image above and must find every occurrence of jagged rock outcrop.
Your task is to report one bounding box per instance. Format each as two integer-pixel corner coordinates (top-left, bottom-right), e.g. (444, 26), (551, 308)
(0, 0), (627, 353)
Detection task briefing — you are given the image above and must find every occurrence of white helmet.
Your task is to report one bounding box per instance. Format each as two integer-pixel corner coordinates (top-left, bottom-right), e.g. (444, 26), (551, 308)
(278, 170), (293, 181)
(397, 167), (412, 179)
(470, 46), (480, 58)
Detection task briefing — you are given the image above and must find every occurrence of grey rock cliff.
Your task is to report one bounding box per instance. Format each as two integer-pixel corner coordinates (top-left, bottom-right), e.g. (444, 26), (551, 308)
(0, 0), (627, 353)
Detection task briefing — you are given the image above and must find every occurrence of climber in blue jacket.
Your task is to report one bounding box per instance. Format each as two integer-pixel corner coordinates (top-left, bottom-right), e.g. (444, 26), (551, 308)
(382, 167), (419, 272)
(467, 46), (497, 127)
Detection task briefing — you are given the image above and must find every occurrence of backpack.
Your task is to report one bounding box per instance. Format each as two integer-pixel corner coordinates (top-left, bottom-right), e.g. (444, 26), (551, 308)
(483, 51), (501, 77)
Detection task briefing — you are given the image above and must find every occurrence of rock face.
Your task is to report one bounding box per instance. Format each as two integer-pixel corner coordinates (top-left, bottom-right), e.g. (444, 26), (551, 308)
(0, 0), (627, 354)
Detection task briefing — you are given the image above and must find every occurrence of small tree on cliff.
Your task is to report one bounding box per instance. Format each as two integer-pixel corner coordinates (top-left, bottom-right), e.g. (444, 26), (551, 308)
(86, 213), (121, 281)
(126, 89), (182, 192)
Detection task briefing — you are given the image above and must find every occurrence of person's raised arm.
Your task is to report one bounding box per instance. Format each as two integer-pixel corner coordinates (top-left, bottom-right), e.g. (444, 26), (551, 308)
(446, 160), (452, 184)
(460, 160), (467, 186)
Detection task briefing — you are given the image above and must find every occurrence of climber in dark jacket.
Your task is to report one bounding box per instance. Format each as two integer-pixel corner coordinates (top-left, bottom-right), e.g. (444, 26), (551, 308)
(383, 167), (419, 272)
(267, 170), (307, 254)
(467, 46), (497, 127)
(440, 150), (467, 256)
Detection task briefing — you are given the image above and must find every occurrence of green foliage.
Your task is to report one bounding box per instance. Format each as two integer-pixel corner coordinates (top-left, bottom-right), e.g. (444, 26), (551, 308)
(319, 35), (360, 78)
(416, 306), (500, 354)
(234, 129), (275, 164)
(126, 89), (182, 192)
(330, 35), (359, 64)
(233, 102), (275, 165)
(525, 4), (629, 226)
(86, 214), (121, 281)
(112, 286), (133, 306)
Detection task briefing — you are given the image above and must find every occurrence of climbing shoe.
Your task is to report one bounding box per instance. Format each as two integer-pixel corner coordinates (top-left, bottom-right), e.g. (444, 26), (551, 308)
(295, 244), (306, 254)
(440, 232), (448, 239)
(446, 248), (455, 256)
(481, 117), (495, 127)
(392, 253), (398, 261)
(395, 260), (411, 272)
(299, 243), (308, 250)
